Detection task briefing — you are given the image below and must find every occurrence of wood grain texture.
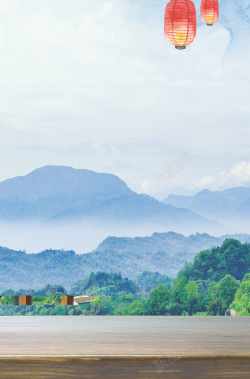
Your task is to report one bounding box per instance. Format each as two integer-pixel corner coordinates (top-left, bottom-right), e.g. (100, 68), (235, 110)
(1, 316), (249, 356)
(0, 316), (249, 378)
(0, 357), (249, 378)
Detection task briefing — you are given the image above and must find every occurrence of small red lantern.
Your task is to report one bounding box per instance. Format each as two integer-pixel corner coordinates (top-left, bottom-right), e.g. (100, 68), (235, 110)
(200, 0), (219, 26)
(164, 0), (197, 50)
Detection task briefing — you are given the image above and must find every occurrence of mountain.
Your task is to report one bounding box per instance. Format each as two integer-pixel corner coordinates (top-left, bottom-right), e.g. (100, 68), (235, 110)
(162, 187), (250, 228)
(96, 231), (222, 254)
(0, 165), (218, 235)
(0, 165), (133, 220)
(1, 232), (250, 291)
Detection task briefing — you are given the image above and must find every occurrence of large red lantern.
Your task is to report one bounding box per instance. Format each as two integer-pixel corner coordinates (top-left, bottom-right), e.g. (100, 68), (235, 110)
(164, 0), (196, 50)
(200, 0), (219, 26)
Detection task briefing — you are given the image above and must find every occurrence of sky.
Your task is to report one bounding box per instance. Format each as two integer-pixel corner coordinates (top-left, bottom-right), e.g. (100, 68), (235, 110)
(0, 0), (249, 200)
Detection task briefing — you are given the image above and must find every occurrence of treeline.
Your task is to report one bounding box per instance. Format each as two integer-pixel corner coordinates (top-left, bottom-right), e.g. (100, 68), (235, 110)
(179, 238), (250, 282)
(69, 272), (140, 296)
(0, 239), (249, 316)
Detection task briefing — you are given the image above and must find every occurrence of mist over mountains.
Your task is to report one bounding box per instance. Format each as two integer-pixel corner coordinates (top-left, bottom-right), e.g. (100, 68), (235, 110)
(0, 165), (249, 253)
(163, 187), (250, 229)
(0, 165), (224, 253)
(0, 165), (133, 220)
(0, 165), (210, 226)
(0, 164), (249, 290)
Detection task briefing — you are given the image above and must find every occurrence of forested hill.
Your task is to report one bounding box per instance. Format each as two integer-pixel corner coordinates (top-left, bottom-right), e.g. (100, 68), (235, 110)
(95, 232), (250, 254)
(0, 246), (184, 290)
(1, 239), (250, 316)
(70, 272), (140, 296)
(0, 233), (250, 291)
(179, 238), (250, 282)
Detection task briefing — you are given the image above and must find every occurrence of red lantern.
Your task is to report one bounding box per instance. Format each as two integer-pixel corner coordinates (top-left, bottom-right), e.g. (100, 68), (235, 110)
(200, 0), (219, 26)
(164, 0), (197, 50)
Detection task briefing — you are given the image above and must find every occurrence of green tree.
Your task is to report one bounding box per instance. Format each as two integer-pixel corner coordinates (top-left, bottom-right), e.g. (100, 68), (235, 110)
(89, 296), (114, 315)
(180, 239), (250, 282)
(128, 300), (146, 315)
(146, 285), (170, 315)
(171, 277), (188, 304)
(230, 273), (250, 315)
(187, 281), (198, 301)
(135, 271), (172, 293)
(186, 281), (199, 315)
(205, 277), (237, 316)
(217, 275), (240, 308)
(207, 298), (227, 316)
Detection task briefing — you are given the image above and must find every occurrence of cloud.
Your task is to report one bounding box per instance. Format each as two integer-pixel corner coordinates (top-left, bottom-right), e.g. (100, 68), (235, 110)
(0, 0), (19, 14)
(0, 0), (248, 198)
(89, 142), (120, 155)
(198, 162), (250, 190)
(84, 2), (113, 21)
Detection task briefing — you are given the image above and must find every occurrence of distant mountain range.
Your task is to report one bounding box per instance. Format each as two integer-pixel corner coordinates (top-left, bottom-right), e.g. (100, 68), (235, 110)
(0, 165), (219, 235)
(96, 231), (250, 254)
(0, 231), (249, 291)
(0, 165), (250, 290)
(0, 165), (250, 252)
(163, 187), (250, 228)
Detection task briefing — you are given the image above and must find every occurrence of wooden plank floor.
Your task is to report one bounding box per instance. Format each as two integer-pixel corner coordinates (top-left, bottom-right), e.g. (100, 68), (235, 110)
(0, 357), (250, 378)
(0, 316), (249, 378)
